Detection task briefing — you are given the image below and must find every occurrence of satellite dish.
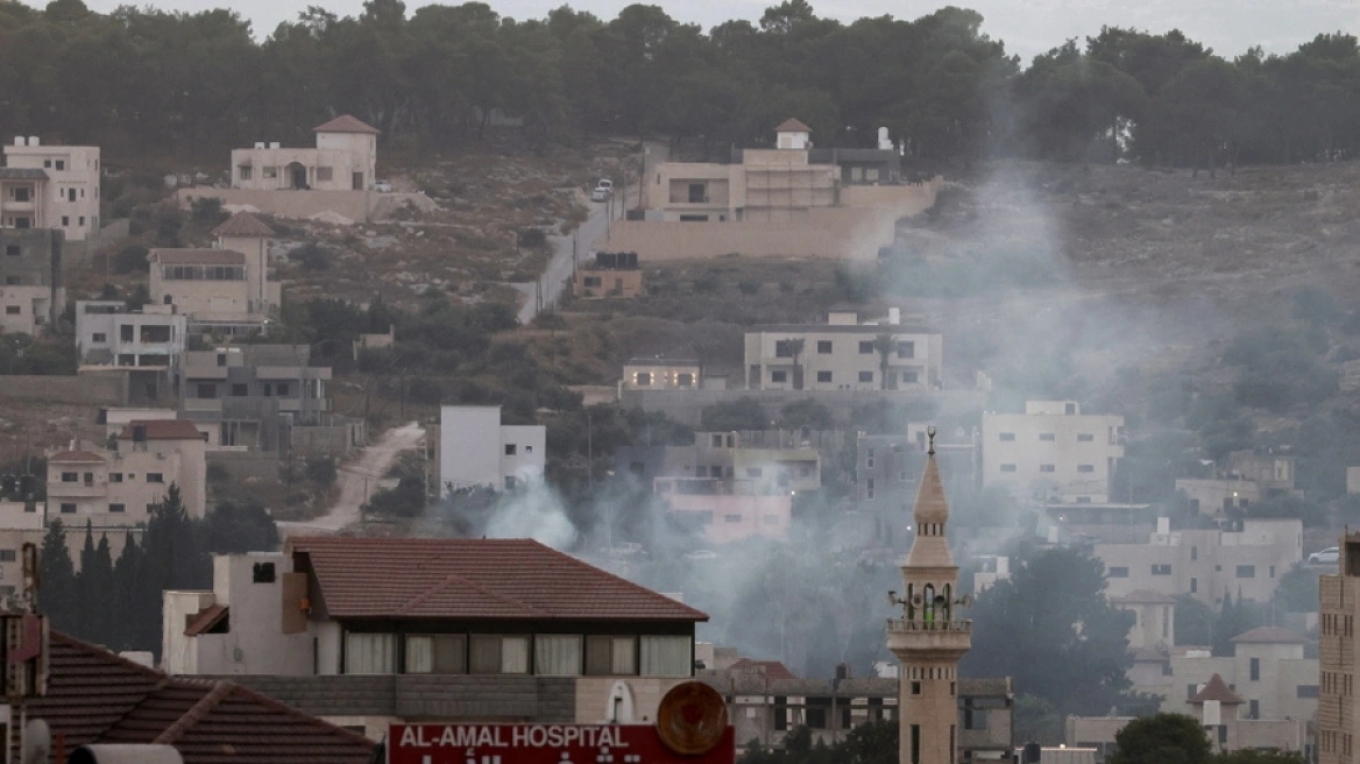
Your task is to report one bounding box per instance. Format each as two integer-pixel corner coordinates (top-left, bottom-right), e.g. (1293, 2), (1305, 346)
(23, 718), (50, 764)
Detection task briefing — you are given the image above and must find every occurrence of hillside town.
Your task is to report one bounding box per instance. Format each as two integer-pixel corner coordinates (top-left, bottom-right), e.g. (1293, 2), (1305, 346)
(3, 0), (1360, 763)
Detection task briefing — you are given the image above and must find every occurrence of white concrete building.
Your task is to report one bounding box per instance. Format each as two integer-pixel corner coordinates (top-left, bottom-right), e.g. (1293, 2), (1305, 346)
(1096, 517), (1303, 605)
(231, 115), (378, 192)
(2, 137), (100, 240)
(0, 229), (63, 335)
(438, 405), (545, 494)
(76, 301), (187, 376)
(743, 308), (943, 391)
(149, 211), (280, 329)
(981, 400), (1125, 503)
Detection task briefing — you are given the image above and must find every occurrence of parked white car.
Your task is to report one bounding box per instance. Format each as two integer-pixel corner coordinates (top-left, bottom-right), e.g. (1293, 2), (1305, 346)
(1309, 547), (1340, 564)
(591, 178), (614, 202)
(373, 180), (393, 192)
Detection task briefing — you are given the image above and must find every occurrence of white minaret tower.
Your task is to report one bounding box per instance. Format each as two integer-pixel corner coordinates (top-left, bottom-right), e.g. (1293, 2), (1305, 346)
(888, 427), (971, 764)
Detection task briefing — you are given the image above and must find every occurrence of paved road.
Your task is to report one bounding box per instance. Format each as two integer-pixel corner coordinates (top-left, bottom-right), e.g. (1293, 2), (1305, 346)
(276, 421), (425, 539)
(516, 190), (624, 325)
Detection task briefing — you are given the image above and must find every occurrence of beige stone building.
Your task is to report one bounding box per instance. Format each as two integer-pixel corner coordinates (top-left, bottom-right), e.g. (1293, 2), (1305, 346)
(232, 115), (378, 192)
(887, 431), (972, 764)
(46, 419), (207, 526)
(981, 401), (1125, 504)
(1095, 517), (1303, 604)
(621, 357), (702, 391)
(0, 228), (63, 335)
(1320, 533), (1360, 764)
(148, 211), (280, 329)
(2, 137), (100, 241)
(574, 251), (645, 298)
(744, 309), (942, 392)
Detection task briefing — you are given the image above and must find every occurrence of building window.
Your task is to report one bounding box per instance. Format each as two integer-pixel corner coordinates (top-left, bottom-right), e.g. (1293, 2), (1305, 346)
(639, 635), (692, 677)
(586, 635), (637, 675)
(1000, 464), (1017, 473)
(858, 371), (873, 383)
(4, 306), (19, 315)
(1298, 685), (1319, 698)
(1190, 578), (1197, 593)
(147, 473), (164, 483)
(54, 160), (64, 171)
(11, 187), (29, 202)
(109, 473), (122, 483)
(858, 341), (874, 354)
(1249, 699), (1259, 719)
(817, 371), (832, 383)
(0, 550), (14, 563)
(406, 634), (467, 674)
(1108, 566), (1129, 578)
(60, 472), (77, 483)
(230, 384), (248, 397)
(91, 332), (107, 343)
(1078, 433), (1095, 442)
(106, 503), (124, 514)
(816, 341), (832, 354)
(3, 246), (17, 257)
(902, 370), (919, 383)
(677, 373), (693, 387)
(999, 433), (1015, 441)
(262, 166), (278, 179)
(867, 478), (875, 500)
(1040, 464), (1055, 473)
(774, 340), (799, 358)
(196, 383), (217, 399)
(344, 632), (396, 674)
(771, 370), (787, 383)
(724, 514), (741, 523)
(1250, 657), (1260, 681)
(911, 681), (921, 695)
(1039, 433), (1056, 441)
(1078, 465), (1095, 473)
(317, 167), (334, 182)
(470, 635), (530, 674)
(251, 562), (275, 583)
(635, 372), (651, 386)
(276, 383), (290, 396)
(1151, 564), (1172, 575)
(1237, 565), (1256, 578)
(61, 216), (69, 227)
(505, 444), (517, 456)
(60, 503), (76, 514)
(535, 635), (583, 676)
(896, 341), (914, 358)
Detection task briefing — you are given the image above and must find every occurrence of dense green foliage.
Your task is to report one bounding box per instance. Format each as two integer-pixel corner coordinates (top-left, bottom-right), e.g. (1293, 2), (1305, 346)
(963, 548), (1135, 724)
(1109, 714), (1212, 764)
(4, 0), (1360, 166)
(39, 486), (279, 654)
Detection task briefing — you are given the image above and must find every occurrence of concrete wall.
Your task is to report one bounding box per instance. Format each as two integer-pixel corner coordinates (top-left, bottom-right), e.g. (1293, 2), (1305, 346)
(610, 179), (940, 261)
(619, 388), (986, 428)
(291, 420), (366, 457)
(0, 373), (125, 405)
(207, 451), (280, 482)
(177, 188), (434, 225)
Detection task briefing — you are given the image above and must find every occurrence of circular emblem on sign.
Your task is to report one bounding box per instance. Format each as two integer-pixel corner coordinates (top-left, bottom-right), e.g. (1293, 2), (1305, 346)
(656, 681), (728, 756)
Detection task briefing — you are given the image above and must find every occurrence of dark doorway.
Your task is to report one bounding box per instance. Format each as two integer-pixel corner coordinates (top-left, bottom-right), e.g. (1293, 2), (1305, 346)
(287, 162), (308, 189)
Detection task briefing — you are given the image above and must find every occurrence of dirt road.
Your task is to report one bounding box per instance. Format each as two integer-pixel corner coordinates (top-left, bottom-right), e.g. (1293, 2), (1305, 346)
(276, 421), (425, 539)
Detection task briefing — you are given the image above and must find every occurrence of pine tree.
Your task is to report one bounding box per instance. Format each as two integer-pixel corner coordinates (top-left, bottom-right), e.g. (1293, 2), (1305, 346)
(85, 533), (115, 646)
(110, 530), (143, 651)
(38, 520), (76, 632)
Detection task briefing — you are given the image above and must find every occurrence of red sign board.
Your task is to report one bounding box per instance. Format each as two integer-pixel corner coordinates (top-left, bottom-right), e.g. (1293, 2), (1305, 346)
(387, 724), (735, 764)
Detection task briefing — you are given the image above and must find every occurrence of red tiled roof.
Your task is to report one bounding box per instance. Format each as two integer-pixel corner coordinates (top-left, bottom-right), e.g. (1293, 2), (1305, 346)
(1232, 625), (1307, 644)
(184, 604), (229, 636)
(119, 419), (204, 441)
(288, 536), (709, 622)
(313, 114), (380, 134)
(33, 632), (375, 763)
(1189, 673), (1244, 704)
(212, 211), (275, 238)
(49, 450), (105, 463)
(149, 249), (246, 265)
(728, 659), (798, 681)
(775, 118), (811, 133)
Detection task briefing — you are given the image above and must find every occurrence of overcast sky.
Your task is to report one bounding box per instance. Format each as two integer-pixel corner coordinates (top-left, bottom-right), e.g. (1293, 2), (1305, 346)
(53, 0), (1360, 62)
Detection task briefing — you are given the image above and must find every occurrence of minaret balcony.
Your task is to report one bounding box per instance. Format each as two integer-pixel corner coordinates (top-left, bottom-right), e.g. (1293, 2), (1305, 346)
(887, 619), (972, 634)
(886, 619), (972, 654)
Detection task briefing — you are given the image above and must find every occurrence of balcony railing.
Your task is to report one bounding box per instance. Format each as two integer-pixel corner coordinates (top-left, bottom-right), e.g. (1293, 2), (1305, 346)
(887, 619), (972, 633)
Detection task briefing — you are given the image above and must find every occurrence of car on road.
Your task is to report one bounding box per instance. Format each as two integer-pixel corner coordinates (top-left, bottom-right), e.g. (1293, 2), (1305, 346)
(591, 178), (614, 202)
(1310, 546), (1340, 564)
(373, 180), (393, 192)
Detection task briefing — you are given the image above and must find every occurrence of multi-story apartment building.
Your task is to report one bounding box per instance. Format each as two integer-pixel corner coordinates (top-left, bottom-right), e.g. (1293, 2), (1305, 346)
(1096, 517), (1303, 605)
(148, 211), (279, 331)
(46, 419), (207, 525)
(231, 115), (378, 192)
(744, 308), (942, 391)
(1320, 534), (1360, 764)
(163, 538), (708, 740)
(439, 405), (545, 493)
(0, 228), (63, 334)
(75, 300), (187, 377)
(180, 345), (332, 451)
(981, 400), (1125, 503)
(2, 136), (100, 241)
(0, 501), (44, 598)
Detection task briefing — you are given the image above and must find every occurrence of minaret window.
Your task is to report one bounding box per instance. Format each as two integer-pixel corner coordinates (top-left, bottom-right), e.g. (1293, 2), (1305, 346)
(906, 584), (916, 620)
(942, 584), (952, 621)
(923, 584), (936, 623)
